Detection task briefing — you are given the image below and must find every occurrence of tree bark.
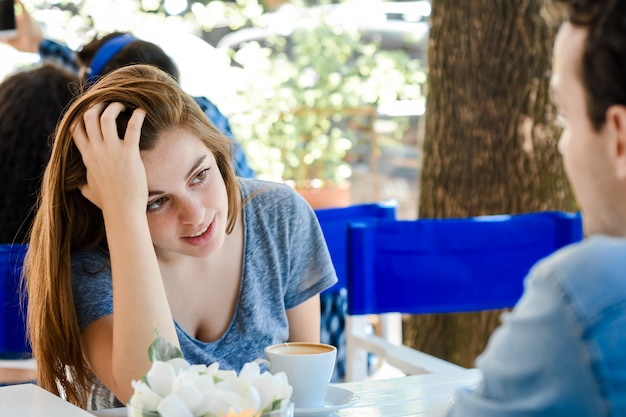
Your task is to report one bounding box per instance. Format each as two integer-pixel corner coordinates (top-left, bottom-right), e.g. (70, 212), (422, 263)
(404, 0), (577, 367)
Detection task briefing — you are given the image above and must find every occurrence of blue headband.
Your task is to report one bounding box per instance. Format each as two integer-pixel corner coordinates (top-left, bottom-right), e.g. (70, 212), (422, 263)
(86, 34), (137, 82)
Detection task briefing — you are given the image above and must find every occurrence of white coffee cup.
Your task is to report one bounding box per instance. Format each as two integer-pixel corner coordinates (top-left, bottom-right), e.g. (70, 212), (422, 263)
(264, 342), (337, 408)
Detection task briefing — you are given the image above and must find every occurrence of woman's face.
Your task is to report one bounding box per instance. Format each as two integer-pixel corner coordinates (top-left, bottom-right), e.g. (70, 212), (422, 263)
(140, 127), (229, 262)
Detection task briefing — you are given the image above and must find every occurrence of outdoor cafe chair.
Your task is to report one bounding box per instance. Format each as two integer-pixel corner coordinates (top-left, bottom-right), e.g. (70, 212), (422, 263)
(315, 200), (398, 294)
(0, 243), (35, 385)
(0, 243), (29, 360)
(315, 200), (397, 381)
(344, 210), (584, 381)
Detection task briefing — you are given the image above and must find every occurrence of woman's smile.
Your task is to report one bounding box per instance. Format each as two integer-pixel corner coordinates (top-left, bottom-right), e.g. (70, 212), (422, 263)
(188, 225), (209, 238)
(182, 220), (216, 246)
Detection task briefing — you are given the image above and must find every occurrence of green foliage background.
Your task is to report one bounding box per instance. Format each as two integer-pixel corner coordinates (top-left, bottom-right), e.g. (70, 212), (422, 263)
(19, 0), (427, 186)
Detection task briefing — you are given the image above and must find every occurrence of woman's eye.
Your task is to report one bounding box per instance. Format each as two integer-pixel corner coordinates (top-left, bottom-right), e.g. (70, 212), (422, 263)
(147, 197), (167, 212)
(192, 168), (210, 184)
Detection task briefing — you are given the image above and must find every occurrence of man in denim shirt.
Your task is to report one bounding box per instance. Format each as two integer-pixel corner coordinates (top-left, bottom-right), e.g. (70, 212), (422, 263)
(448, 1), (626, 415)
(2, 4), (255, 179)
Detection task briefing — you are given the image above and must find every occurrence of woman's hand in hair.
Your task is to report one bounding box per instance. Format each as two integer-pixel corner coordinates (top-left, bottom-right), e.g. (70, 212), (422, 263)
(72, 102), (148, 216)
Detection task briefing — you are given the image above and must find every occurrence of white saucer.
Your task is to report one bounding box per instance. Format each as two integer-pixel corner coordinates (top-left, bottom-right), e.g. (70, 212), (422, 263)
(294, 386), (358, 417)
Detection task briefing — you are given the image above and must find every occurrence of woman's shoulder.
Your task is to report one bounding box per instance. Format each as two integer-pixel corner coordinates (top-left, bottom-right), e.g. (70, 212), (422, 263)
(239, 178), (307, 212)
(71, 245), (110, 276)
(239, 178), (321, 244)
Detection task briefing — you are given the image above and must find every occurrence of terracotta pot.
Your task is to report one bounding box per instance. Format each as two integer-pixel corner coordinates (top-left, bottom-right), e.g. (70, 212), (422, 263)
(295, 182), (351, 209)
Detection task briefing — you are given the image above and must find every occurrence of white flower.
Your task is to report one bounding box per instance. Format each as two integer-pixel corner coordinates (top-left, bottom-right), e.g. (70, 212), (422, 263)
(250, 371), (277, 411)
(129, 380), (161, 412)
(129, 333), (293, 417)
(167, 357), (191, 374)
(146, 361), (177, 397)
(270, 372), (293, 404)
(172, 370), (206, 414)
(157, 392), (193, 417)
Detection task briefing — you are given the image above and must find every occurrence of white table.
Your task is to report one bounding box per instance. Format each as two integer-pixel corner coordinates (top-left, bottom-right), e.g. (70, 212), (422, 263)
(333, 369), (480, 417)
(0, 368), (480, 417)
(0, 383), (94, 417)
(92, 368), (481, 417)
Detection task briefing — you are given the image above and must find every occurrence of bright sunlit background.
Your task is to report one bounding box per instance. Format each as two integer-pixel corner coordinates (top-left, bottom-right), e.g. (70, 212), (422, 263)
(2, 0), (430, 219)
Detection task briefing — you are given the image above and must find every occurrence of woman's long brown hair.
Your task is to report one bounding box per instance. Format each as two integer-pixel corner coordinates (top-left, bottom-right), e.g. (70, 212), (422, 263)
(24, 64), (240, 407)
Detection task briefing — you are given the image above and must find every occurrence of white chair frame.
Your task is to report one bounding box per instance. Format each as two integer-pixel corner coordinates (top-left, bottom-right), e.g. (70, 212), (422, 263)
(345, 313), (464, 381)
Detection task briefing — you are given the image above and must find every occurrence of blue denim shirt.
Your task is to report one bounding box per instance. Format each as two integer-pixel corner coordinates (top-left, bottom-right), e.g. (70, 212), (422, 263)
(38, 39), (255, 178)
(448, 235), (626, 416)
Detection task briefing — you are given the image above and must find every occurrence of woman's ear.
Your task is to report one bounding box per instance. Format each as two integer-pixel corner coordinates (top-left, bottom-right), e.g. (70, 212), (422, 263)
(606, 105), (626, 179)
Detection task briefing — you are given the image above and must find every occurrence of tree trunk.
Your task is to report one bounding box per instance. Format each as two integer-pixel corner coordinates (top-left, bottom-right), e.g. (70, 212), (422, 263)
(404, 0), (577, 367)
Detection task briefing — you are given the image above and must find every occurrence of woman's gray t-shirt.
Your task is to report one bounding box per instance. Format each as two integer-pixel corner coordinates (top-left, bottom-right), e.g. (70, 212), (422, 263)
(71, 178), (338, 408)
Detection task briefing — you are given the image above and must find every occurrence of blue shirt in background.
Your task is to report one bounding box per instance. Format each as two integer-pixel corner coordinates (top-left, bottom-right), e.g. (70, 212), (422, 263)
(448, 235), (626, 417)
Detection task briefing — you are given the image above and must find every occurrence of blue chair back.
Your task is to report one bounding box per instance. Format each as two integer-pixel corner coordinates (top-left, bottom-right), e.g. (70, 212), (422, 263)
(0, 244), (30, 359)
(315, 201), (397, 293)
(347, 211), (584, 315)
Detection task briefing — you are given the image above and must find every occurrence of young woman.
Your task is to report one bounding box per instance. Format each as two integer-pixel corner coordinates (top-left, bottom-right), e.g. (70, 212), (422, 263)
(24, 64), (337, 410)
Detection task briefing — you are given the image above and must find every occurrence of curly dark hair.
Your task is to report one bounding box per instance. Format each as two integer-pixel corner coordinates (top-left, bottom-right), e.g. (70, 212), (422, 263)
(77, 31), (180, 83)
(551, 0), (626, 131)
(0, 64), (79, 243)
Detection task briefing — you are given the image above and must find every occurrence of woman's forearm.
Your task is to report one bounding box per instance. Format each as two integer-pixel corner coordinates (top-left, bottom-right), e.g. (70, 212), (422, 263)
(104, 207), (178, 401)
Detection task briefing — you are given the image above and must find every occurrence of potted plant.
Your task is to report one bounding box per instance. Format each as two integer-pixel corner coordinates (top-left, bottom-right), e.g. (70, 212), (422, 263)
(221, 1), (427, 208)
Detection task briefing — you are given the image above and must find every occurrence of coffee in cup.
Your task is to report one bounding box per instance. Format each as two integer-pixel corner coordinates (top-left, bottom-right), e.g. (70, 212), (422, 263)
(264, 342), (337, 408)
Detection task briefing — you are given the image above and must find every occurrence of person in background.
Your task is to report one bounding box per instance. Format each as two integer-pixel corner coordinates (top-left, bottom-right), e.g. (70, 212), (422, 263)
(24, 64), (337, 410)
(2, 0), (255, 178)
(447, 0), (626, 415)
(0, 63), (78, 385)
(0, 63), (79, 244)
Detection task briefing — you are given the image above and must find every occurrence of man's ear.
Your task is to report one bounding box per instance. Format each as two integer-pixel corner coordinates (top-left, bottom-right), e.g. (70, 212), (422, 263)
(606, 105), (626, 179)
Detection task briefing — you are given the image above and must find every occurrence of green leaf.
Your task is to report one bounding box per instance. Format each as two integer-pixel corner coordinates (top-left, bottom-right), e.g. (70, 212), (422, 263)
(270, 398), (282, 411)
(148, 329), (183, 362)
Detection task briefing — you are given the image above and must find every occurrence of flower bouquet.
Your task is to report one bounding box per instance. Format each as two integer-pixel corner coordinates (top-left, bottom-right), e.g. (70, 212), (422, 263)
(128, 333), (293, 417)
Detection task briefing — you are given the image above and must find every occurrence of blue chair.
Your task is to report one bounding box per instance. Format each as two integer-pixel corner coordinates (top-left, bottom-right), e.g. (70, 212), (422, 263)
(0, 243), (36, 386)
(314, 201), (397, 381)
(315, 201), (397, 293)
(0, 244), (29, 359)
(345, 211), (584, 381)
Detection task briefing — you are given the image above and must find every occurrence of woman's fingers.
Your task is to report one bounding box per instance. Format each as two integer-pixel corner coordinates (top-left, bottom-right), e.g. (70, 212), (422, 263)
(71, 120), (89, 154)
(71, 102), (146, 210)
(82, 102), (145, 147)
(99, 102), (126, 143)
(125, 108), (147, 148)
(78, 102), (146, 146)
(83, 102), (107, 144)
(72, 119), (101, 207)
